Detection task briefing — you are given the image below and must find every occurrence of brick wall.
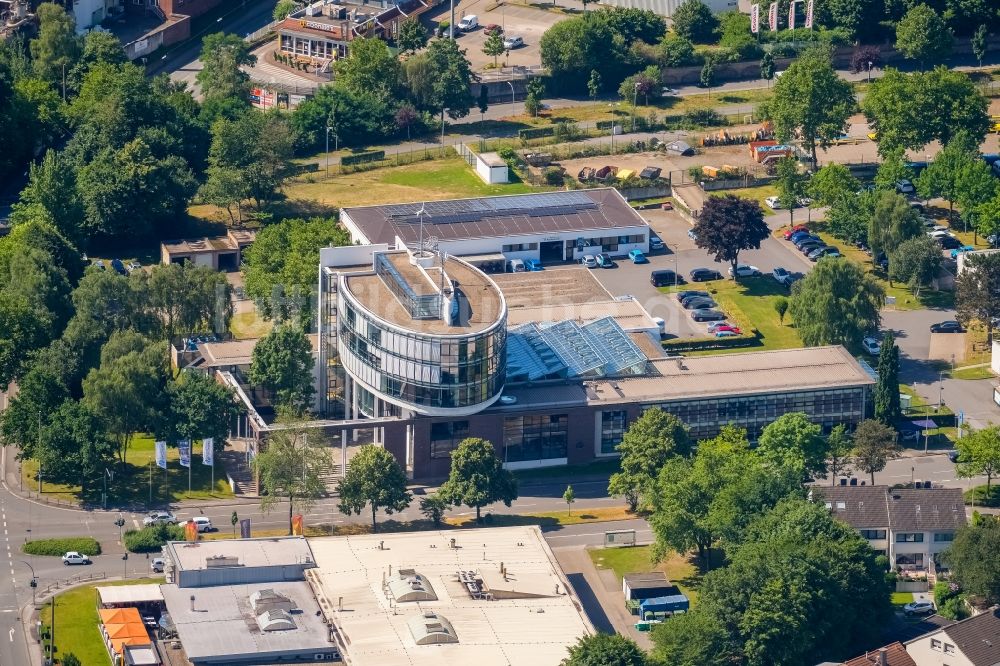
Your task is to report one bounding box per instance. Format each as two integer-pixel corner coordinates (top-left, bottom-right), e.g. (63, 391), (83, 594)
(157, 0), (222, 18)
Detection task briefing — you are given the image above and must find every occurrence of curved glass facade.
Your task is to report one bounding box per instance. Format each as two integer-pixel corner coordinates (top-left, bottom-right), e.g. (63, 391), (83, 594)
(338, 287), (507, 415)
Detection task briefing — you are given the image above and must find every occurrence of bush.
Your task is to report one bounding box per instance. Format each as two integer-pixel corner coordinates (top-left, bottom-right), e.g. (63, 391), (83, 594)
(682, 109), (725, 127)
(543, 167), (564, 186)
(22, 537), (102, 557)
(123, 524), (185, 553)
(934, 580), (960, 606)
(518, 126), (556, 140)
(340, 150), (386, 166)
(939, 595), (970, 620)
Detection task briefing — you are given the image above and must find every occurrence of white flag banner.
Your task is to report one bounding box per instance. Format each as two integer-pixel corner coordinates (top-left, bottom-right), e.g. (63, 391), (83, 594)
(769, 2), (778, 31)
(805, 0), (814, 28)
(789, 1), (796, 30)
(179, 440), (191, 468)
(202, 438), (214, 466)
(750, 3), (760, 33)
(155, 441), (167, 469)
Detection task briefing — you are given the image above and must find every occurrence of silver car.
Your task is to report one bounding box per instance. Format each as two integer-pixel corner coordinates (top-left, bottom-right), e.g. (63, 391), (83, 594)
(143, 511), (177, 527)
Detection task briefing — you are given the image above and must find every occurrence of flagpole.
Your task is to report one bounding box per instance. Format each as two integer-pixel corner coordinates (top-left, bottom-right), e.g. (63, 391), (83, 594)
(148, 459), (152, 506)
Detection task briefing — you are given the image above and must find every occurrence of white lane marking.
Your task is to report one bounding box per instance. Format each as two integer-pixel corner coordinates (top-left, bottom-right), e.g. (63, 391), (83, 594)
(9, 627), (13, 642)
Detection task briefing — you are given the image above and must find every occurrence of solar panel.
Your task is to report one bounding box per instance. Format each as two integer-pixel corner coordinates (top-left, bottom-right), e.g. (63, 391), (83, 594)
(505, 317), (646, 382)
(382, 192), (597, 225)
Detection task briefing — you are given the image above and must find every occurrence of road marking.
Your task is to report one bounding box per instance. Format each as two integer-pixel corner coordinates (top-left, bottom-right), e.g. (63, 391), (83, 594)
(8, 627), (13, 642)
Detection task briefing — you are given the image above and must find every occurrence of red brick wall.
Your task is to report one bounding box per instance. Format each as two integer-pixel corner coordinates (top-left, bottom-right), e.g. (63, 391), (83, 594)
(157, 0), (222, 18)
(159, 15), (191, 46)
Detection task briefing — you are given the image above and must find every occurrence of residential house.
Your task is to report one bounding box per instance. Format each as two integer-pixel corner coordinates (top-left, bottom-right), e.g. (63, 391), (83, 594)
(843, 642), (917, 666)
(816, 486), (966, 571)
(906, 607), (1000, 666)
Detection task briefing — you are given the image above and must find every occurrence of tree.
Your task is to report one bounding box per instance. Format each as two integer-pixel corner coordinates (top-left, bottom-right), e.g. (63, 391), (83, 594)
(976, 190), (1000, 247)
(608, 408), (691, 511)
(397, 18), (429, 55)
(146, 263), (231, 339)
(658, 33), (695, 67)
(35, 400), (114, 493)
(651, 609), (733, 666)
(563, 634), (648, 666)
(764, 46), (855, 168)
(717, 11), (759, 61)
(775, 157), (808, 226)
(196, 33), (256, 105)
(918, 133), (979, 223)
(167, 371), (237, 445)
(29, 3), (80, 90)
(563, 485), (576, 516)
(525, 76), (545, 117)
(942, 517), (1000, 604)
(0, 348), (72, 453)
(955, 426), (1000, 496)
(253, 420), (332, 534)
(419, 493), (450, 528)
(867, 191), (923, 281)
(12, 151), (84, 245)
(808, 163), (859, 208)
(477, 85), (488, 120)
(699, 57), (716, 93)
(587, 69), (602, 100)
(790, 259), (884, 351)
(852, 419), (900, 485)
(956, 252), (1000, 342)
(204, 110), (294, 211)
(773, 296), (789, 325)
(873, 333), (901, 424)
(757, 412), (827, 478)
(691, 194), (769, 280)
(896, 4), (952, 69)
(849, 44), (882, 77)
(231, 510), (239, 537)
(971, 24), (987, 67)
(394, 103), (419, 140)
(439, 437), (518, 522)
(421, 37), (474, 120)
(671, 0), (719, 42)
(759, 51), (775, 86)
(62, 655), (82, 666)
(273, 0), (296, 21)
(618, 66), (658, 107)
(242, 217), (350, 322)
(826, 425), (853, 484)
(826, 189), (875, 246)
(956, 157), (998, 239)
(889, 235), (942, 295)
(483, 30), (505, 67)
(248, 324), (315, 413)
(337, 444), (411, 532)
(335, 38), (401, 97)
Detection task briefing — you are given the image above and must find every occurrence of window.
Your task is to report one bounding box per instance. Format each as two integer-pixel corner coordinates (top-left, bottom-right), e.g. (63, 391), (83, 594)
(895, 553), (924, 567)
(930, 639), (942, 651)
(944, 643), (955, 655)
(429, 421), (470, 459)
(934, 532), (955, 542)
(502, 243), (538, 253)
(896, 532), (924, 543)
(859, 529), (887, 540)
(600, 411), (627, 455)
(503, 414), (568, 463)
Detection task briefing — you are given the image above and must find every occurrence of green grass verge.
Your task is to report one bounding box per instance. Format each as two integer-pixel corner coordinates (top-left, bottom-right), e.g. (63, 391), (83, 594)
(229, 310), (273, 339)
(39, 578), (163, 666)
(23, 435), (233, 506)
(512, 458), (620, 482)
(891, 591), (915, 605)
(949, 365), (994, 380)
(964, 484), (1000, 507)
(22, 538), (101, 557)
(588, 544), (707, 605)
(447, 506), (634, 528)
(715, 184), (779, 209)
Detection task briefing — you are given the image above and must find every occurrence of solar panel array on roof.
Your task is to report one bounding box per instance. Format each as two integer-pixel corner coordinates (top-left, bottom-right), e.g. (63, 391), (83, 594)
(506, 317), (648, 382)
(381, 192), (597, 225)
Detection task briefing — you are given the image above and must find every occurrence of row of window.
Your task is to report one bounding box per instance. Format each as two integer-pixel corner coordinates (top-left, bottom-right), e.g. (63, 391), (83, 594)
(860, 530), (954, 543)
(930, 638), (956, 654)
(503, 414), (569, 463)
(502, 243), (538, 253)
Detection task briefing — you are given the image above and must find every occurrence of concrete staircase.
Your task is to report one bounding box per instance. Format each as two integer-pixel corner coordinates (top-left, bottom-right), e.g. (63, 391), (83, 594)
(219, 448), (257, 496)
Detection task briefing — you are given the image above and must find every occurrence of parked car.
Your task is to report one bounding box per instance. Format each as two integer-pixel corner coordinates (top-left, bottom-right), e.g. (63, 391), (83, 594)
(928, 229), (954, 239)
(580, 255), (597, 268)
(728, 264), (761, 278)
(896, 179), (915, 195)
(930, 320), (964, 333)
(650, 270), (682, 287)
(793, 235), (822, 249)
(151, 557), (165, 573)
(772, 267), (795, 286)
(692, 309), (726, 322)
(125, 261), (141, 273)
(783, 225), (809, 240)
(92, 259), (106, 271)
(689, 267), (722, 282)
(714, 325), (742, 335)
(180, 516), (215, 533)
(687, 228), (698, 240)
(523, 258), (543, 271)
(628, 249), (648, 264)
(661, 86), (678, 96)
(903, 600), (935, 617)
(457, 14), (479, 30)
(143, 511), (177, 526)
(649, 235), (665, 251)
(682, 297), (717, 310)
(503, 35), (523, 49)
(715, 330), (739, 338)
(706, 321), (732, 333)
(948, 449), (960, 463)
(596, 253), (616, 268)
(808, 246), (841, 261)
(951, 245), (975, 259)
(862, 336), (881, 355)
(483, 23), (502, 35)
(799, 241), (826, 255)
(110, 258), (127, 276)
(676, 290), (709, 301)
(788, 231), (813, 245)
(507, 258), (526, 272)
(938, 236), (963, 250)
(62, 551), (91, 565)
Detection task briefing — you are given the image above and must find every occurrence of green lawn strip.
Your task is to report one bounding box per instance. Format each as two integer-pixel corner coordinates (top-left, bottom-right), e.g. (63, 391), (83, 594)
(512, 458), (620, 482)
(588, 544), (705, 605)
(714, 184), (779, 209)
(39, 577), (164, 666)
(24, 435), (233, 505)
(891, 591), (915, 606)
(964, 484), (1000, 507)
(23, 538), (101, 557)
(949, 365), (994, 380)
(378, 158), (536, 196)
(229, 311), (273, 339)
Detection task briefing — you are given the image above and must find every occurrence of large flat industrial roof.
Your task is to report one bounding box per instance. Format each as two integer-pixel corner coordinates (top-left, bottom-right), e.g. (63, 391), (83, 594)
(343, 189), (646, 246)
(306, 526), (593, 666)
(506, 298), (658, 332)
(585, 345), (874, 404)
(164, 536), (315, 572)
(491, 268), (612, 308)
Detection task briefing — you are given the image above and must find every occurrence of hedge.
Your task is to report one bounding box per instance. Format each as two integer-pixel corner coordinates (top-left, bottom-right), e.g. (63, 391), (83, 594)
(22, 537), (102, 557)
(340, 150), (386, 166)
(662, 332), (760, 353)
(518, 126), (555, 140)
(123, 524), (186, 553)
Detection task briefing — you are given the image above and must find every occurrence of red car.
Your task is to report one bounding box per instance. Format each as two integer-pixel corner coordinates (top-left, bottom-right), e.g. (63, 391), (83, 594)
(783, 225), (809, 240)
(483, 24), (503, 35)
(715, 325), (742, 334)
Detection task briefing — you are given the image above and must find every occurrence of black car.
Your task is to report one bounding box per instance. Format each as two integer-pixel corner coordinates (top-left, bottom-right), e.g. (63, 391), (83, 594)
(650, 270), (684, 287)
(930, 320), (964, 333)
(947, 450), (960, 463)
(682, 297), (717, 310)
(676, 290), (709, 301)
(691, 308), (726, 322)
(938, 236), (963, 250)
(793, 235), (822, 249)
(799, 241), (825, 255)
(110, 258), (127, 276)
(690, 268), (722, 282)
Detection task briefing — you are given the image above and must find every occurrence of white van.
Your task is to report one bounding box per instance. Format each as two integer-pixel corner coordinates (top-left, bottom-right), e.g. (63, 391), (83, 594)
(507, 258), (526, 273)
(457, 15), (478, 31)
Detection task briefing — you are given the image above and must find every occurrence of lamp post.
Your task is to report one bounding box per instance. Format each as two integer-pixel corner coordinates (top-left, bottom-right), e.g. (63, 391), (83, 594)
(867, 60), (873, 83)
(632, 82), (639, 133)
(114, 515), (126, 579)
(608, 102), (618, 154)
(19, 561), (36, 606)
(506, 80), (515, 116)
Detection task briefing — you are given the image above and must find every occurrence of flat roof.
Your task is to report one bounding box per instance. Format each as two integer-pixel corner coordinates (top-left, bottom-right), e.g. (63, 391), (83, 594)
(98, 584), (164, 605)
(506, 298), (658, 332)
(343, 189), (646, 246)
(343, 253), (504, 335)
(161, 581), (333, 662)
(199, 334), (319, 367)
(585, 346), (874, 404)
(307, 526), (593, 666)
(491, 268), (612, 309)
(161, 230), (255, 256)
(623, 571), (669, 588)
(164, 536), (315, 571)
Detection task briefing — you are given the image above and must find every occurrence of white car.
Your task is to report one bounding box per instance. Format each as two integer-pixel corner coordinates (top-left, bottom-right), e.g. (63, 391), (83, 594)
(706, 321), (732, 333)
(143, 511), (177, 527)
(728, 264), (761, 278)
(896, 179), (915, 195)
(151, 557), (165, 573)
(180, 516), (215, 533)
(862, 336), (881, 355)
(456, 14), (478, 31)
(765, 196), (810, 209)
(904, 600), (935, 616)
(661, 87), (678, 96)
(580, 255), (598, 268)
(503, 35), (523, 49)
(62, 551), (91, 566)
(928, 230), (955, 240)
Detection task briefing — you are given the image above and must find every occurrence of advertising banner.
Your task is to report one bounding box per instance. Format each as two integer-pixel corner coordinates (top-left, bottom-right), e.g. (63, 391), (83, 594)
(179, 440), (191, 468)
(750, 4), (760, 33)
(240, 518), (252, 539)
(292, 515), (304, 536)
(805, 0), (814, 28)
(155, 441), (167, 469)
(769, 2), (778, 30)
(202, 438), (214, 466)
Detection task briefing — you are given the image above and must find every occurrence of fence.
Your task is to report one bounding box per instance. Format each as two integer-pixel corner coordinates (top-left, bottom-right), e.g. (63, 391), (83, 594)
(40, 572), (106, 597)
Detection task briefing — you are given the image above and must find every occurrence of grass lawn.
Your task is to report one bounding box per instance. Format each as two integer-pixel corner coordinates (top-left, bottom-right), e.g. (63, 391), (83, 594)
(229, 310), (273, 339)
(716, 184), (779, 209)
(24, 436), (233, 506)
(512, 458), (620, 482)
(950, 364), (994, 380)
(891, 591), (915, 606)
(282, 157), (540, 210)
(40, 577), (163, 666)
(445, 505), (633, 529)
(588, 545), (708, 604)
(964, 484), (1000, 507)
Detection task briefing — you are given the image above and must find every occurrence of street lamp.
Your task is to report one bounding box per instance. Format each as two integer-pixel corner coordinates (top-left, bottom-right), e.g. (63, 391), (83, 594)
(506, 80), (515, 116)
(114, 515), (127, 579)
(867, 60), (873, 83)
(608, 102), (619, 154)
(325, 125), (337, 176)
(19, 561), (37, 605)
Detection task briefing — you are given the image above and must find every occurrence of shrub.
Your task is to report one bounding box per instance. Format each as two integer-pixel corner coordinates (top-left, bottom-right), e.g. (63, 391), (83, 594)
(518, 126), (556, 140)
(123, 524), (185, 553)
(340, 150), (386, 166)
(543, 167), (564, 186)
(939, 595), (970, 620)
(22, 537), (102, 557)
(934, 580), (960, 606)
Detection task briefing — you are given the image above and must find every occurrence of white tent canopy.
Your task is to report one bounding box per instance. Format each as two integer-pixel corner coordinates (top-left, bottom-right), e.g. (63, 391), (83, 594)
(97, 584), (164, 606)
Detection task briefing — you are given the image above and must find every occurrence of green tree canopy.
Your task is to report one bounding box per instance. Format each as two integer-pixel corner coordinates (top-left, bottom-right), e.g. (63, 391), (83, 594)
(248, 324), (315, 413)
(942, 516), (1000, 604)
(873, 333), (902, 424)
(956, 252), (1000, 341)
(562, 634), (648, 666)
(671, 0), (718, 42)
(895, 4), (953, 68)
(774, 157), (808, 225)
(337, 443), (412, 531)
(204, 110), (293, 212)
(608, 408), (690, 511)
(253, 419), (332, 534)
(889, 235), (942, 295)
(691, 194), (769, 278)
(335, 37), (402, 97)
(867, 190), (923, 275)
(955, 426), (1000, 494)
(807, 163), (859, 208)
(852, 419), (900, 484)
(917, 133), (980, 222)
(789, 258), (884, 351)
(439, 437), (518, 522)
(35, 400), (114, 493)
(757, 412), (827, 478)
(397, 18), (429, 54)
(196, 32), (256, 107)
(167, 370), (237, 444)
(29, 3), (81, 88)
